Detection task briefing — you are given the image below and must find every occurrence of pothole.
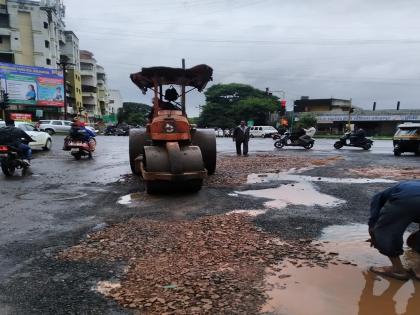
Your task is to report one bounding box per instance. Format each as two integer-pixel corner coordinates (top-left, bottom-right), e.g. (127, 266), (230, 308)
(16, 192), (88, 201)
(248, 172), (396, 185)
(117, 192), (146, 205)
(262, 224), (420, 315)
(237, 182), (345, 209)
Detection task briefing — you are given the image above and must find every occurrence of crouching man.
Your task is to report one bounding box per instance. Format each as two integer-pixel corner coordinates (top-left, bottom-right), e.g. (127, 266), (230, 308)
(369, 180), (420, 281)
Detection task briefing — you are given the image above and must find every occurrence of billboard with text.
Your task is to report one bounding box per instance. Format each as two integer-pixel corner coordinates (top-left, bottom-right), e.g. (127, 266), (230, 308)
(0, 62), (64, 107)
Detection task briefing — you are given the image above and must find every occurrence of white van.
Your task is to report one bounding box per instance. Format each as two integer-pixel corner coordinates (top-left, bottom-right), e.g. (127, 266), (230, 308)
(249, 126), (278, 138)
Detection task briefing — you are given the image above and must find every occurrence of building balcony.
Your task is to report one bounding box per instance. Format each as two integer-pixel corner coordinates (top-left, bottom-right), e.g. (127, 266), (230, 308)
(0, 51), (14, 64)
(80, 69), (95, 77)
(82, 92), (97, 100)
(0, 14), (9, 28)
(82, 85), (97, 93)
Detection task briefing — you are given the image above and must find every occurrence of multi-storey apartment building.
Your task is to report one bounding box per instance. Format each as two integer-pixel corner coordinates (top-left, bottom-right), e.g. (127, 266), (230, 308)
(0, 0), (65, 68)
(61, 30), (82, 115)
(80, 49), (99, 119)
(96, 64), (109, 116)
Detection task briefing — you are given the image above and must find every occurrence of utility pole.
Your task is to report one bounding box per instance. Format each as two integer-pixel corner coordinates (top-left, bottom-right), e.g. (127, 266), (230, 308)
(347, 100), (354, 131)
(57, 56), (75, 120)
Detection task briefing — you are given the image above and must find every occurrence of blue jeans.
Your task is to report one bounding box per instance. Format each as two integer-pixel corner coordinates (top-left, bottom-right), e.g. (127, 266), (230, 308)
(18, 143), (32, 160)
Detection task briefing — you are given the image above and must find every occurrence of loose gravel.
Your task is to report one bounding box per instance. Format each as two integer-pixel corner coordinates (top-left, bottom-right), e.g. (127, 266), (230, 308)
(59, 214), (341, 315)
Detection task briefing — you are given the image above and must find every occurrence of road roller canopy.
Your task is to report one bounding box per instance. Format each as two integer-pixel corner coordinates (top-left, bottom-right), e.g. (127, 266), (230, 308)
(130, 64), (213, 94)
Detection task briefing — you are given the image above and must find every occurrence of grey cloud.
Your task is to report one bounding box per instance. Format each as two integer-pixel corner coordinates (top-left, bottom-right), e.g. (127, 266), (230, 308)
(65, 0), (420, 115)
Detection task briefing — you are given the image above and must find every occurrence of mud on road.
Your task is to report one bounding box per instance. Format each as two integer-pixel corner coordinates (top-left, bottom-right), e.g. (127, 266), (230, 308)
(0, 137), (419, 314)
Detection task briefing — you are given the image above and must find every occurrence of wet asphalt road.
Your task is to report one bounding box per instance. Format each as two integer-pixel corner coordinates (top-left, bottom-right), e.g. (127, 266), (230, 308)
(0, 135), (418, 314)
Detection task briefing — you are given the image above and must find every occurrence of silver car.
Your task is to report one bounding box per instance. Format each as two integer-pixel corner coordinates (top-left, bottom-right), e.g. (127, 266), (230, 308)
(39, 120), (73, 134)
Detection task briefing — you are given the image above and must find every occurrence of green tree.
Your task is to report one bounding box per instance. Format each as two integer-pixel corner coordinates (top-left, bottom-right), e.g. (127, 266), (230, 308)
(117, 102), (151, 126)
(198, 83), (278, 128)
(298, 113), (318, 128)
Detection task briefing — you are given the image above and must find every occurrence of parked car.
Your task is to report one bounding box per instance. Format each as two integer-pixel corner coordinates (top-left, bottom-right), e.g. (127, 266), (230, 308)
(39, 120), (73, 134)
(249, 126), (279, 138)
(0, 121), (52, 151)
(214, 128), (224, 137)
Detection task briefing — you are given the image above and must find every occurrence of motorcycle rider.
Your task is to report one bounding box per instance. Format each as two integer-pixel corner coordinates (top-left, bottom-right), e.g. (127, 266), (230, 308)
(351, 128), (366, 145)
(292, 125), (311, 145)
(64, 118), (96, 150)
(0, 119), (34, 165)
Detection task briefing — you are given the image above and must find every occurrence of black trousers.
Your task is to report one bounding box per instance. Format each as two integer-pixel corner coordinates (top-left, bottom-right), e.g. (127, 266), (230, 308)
(236, 140), (248, 155)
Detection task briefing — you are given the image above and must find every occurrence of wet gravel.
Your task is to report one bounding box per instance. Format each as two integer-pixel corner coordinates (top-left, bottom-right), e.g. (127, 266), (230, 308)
(1, 136), (419, 314)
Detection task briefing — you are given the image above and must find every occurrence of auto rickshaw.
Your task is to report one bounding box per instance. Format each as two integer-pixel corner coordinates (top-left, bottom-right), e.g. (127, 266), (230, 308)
(393, 123), (420, 156)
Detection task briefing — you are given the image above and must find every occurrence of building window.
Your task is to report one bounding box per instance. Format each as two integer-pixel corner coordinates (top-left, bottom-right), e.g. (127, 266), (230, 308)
(44, 22), (48, 29)
(46, 58), (51, 65)
(45, 40), (49, 48)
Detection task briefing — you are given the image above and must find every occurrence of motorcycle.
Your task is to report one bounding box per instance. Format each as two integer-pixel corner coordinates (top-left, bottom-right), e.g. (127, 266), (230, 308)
(63, 130), (96, 160)
(104, 125), (117, 136)
(333, 132), (373, 150)
(273, 131), (315, 149)
(0, 140), (32, 176)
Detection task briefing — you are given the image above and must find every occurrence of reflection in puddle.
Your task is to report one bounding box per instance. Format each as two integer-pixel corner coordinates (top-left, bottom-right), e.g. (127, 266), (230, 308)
(263, 224), (420, 315)
(320, 224), (415, 268)
(263, 263), (420, 315)
(237, 182), (345, 209)
(248, 172), (396, 185)
(226, 209), (268, 217)
(117, 193), (144, 205)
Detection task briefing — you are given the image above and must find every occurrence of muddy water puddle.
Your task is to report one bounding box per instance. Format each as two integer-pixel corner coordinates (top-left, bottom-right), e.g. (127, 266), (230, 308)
(248, 172), (396, 185)
(263, 224), (420, 315)
(117, 192), (151, 205)
(237, 182), (345, 209)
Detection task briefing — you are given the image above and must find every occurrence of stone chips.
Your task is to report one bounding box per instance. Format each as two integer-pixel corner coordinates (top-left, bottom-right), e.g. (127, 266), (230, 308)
(60, 214), (337, 314)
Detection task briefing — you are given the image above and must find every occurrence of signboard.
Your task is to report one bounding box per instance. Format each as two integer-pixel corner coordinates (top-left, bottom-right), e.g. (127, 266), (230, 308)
(10, 113), (32, 122)
(0, 62), (64, 107)
(316, 114), (420, 123)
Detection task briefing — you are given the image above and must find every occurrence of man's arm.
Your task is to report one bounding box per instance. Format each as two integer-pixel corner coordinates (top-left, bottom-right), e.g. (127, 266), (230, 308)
(368, 186), (394, 228)
(232, 127), (238, 140)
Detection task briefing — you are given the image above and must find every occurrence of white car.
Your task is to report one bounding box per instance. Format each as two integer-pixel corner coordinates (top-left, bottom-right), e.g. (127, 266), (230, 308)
(249, 126), (279, 138)
(0, 121), (52, 151)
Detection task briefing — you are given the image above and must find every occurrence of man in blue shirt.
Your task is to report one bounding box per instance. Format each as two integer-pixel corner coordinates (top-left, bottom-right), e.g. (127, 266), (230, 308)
(369, 181), (420, 280)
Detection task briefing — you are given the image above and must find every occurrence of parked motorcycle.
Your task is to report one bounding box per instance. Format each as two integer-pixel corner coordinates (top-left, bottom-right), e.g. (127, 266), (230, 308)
(333, 131), (373, 150)
(0, 141), (31, 176)
(104, 125), (117, 136)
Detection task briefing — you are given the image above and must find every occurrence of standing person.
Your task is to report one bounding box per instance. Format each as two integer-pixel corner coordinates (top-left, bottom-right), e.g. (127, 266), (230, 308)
(233, 120), (250, 156)
(368, 181), (420, 280)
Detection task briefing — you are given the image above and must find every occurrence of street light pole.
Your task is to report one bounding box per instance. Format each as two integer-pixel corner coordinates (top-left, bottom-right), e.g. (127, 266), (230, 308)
(57, 57), (75, 120)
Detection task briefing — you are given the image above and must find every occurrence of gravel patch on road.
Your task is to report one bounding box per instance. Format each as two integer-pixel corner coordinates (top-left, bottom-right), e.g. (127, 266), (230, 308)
(205, 155), (342, 187)
(349, 167), (420, 180)
(59, 214), (340, 314)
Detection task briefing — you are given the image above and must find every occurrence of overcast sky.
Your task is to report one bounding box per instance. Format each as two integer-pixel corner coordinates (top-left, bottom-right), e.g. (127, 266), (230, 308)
(64, 0), (420, 116)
